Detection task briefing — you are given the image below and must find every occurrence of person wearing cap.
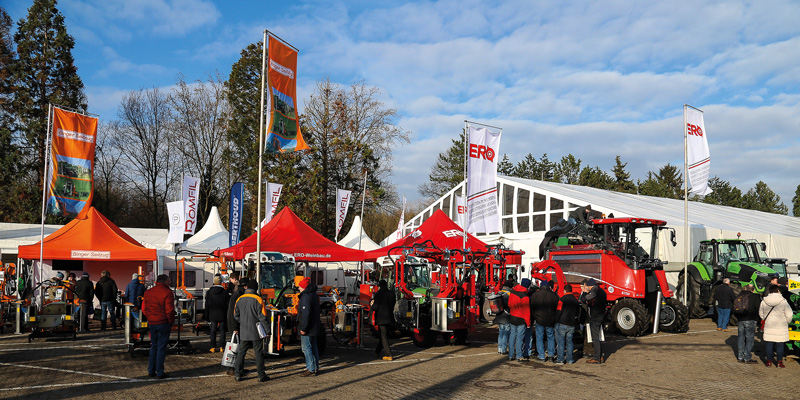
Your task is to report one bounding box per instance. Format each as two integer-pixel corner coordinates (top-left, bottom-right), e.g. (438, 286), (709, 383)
(45, 272), (67, 302)
(142, 274), (176, 379)
(582, 278), (607, 364)
(518, 278), (534, 360)
(371, 279), (395, 360)
(233, 279), (269, 382)
(531, 279), (559, 362)
(75, 273), (94, 331)
(125, 273), (146, 328)
(206, 275), (230, 353)
(507, 280), (530, 361)
(494, 279), (514, 355)
(95, 270), (119, 330)
(554, 284), (581, 364)
(297, 277), (321, 376)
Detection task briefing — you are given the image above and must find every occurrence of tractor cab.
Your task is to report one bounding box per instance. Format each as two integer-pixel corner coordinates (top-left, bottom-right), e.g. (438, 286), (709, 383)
(590, 218), (674, 271)
(247, 252), (296, 308)
(695, 239), (778, 293)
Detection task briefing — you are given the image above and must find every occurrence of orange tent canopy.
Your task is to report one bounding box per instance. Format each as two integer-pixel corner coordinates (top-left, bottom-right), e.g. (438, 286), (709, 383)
(18, 207), (157, 261)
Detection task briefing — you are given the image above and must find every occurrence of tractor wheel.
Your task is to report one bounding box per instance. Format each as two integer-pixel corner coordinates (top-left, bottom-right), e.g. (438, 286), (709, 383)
(676, 272), (708, 319)
(660, 298), (689, 333)
(411, 329), (435, 348)
(611, 298), (649, 336)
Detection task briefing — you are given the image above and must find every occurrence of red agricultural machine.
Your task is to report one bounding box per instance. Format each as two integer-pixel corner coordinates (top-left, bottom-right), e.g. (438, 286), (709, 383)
(533, 212), (689, 336)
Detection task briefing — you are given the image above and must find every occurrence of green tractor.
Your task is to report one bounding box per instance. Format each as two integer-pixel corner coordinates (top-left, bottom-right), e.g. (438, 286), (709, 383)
(677, 238), (779, 320)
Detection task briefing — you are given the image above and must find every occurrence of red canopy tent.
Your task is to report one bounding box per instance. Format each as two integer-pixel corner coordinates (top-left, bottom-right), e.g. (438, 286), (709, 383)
(214, 207), (365, 262)
(365, 209), (490, 261)
(18, 207), (157, 281)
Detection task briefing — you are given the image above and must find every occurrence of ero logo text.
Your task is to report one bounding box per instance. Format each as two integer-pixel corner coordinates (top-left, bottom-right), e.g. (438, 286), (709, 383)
(687, 123), (703, 137)
(469, 144), (496, 162)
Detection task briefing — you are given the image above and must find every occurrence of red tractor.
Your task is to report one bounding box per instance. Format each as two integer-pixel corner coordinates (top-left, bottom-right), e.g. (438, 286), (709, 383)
(534, 215), (689, 336)
(473, 244), (525, 323)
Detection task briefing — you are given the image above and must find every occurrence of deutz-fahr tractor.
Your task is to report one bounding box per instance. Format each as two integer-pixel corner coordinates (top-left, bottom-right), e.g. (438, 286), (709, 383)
(676, 239), (779, 320)
(535, 214), (689, 336)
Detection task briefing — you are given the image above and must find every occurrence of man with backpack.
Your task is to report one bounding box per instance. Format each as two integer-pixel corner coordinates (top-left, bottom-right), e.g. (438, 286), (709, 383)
(734, 284), (761, 364)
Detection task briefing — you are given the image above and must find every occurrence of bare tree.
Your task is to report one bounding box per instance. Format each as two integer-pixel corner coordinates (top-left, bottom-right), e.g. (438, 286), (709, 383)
(114, 87), (177, 227)
(169, 73), (231, 227)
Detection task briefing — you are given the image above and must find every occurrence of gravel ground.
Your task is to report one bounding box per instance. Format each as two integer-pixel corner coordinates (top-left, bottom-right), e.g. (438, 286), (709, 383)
(0, 318), (797, 400)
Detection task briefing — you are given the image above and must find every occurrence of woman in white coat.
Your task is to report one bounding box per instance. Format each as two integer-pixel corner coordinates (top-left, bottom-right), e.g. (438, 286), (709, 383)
(759, 285), (794, 368)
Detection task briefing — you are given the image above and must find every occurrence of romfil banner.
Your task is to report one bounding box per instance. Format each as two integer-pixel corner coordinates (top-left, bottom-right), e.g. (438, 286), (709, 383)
(46, 107), (98, 219)
(229, 182), (244, 247)
(685, 106), (712, 196)
(183, 176), (200, 234)
(266, 35), (308, 153)
(335, 189), (352, 240)
(466, 125), (502, 234)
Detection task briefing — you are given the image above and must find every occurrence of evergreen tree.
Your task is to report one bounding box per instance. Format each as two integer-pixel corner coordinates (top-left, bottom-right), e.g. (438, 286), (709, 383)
(513, 153), (556, 181)
(637, 163), (683, 199)
(497, 154), (514, 176)
(702, 176), (742, 208)
(610, 155), (636, 194)
(793, 184), (800, 217)
(12, 0), (86, 191)
(578, 166), (613, 190)
(741, 181), (788, 215)
(419, 131), (465, 199)
(0, 8), (23, 221)
(513, 153), (538, 179)
(555, 154), (582, 184)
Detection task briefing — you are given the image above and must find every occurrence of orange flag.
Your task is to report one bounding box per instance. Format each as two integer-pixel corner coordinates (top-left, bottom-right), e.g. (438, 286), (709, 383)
(46, 107), (98, 219)
(265, 35), (308, 153)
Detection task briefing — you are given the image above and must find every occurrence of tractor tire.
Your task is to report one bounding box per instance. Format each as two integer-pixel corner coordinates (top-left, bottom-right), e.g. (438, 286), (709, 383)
(411, 329), (435, 348)
(659, 297), (689, 333)
(676, 272), (708, 319)
(611, 298), (649, 337)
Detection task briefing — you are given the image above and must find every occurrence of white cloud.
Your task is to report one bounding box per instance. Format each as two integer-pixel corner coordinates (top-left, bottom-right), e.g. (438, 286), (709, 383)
(65, 0), (220, 38)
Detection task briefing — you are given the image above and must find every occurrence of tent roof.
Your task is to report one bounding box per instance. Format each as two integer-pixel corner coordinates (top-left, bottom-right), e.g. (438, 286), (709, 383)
(365, 209), (489, 261)
(180, 206), (229, 254)
(337, 215), (380, 251)
(215, 207), (365, 262)
(17, 207), (157, 261)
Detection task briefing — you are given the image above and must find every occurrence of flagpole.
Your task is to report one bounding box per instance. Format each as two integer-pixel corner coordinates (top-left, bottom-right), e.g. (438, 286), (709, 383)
(462, 121), (468, 249)
(358, 171), (367, 250)
(256, 30), (268, 285)
(683, 104), (689, 305)
(36, 104), (53, 307)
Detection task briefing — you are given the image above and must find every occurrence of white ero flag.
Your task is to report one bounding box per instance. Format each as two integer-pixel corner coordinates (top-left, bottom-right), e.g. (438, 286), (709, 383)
(466, 125), (502, 233)
(395, 195), (406, 240)
(454, 195), (466, 228)
(260, 183), (283, 228)
(335, 189), (352, 240)
(182, 176), (200, 234)
(685, 106), (712, 196)
(166, 201), (185, 244)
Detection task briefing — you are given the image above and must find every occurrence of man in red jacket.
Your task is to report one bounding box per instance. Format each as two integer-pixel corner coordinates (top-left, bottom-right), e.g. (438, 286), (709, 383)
(142, 274), (175, 378)
(506, 281), (531, 361)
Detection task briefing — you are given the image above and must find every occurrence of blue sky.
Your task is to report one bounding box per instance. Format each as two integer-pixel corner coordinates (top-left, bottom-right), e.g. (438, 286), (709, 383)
(7, 0), (800, 208)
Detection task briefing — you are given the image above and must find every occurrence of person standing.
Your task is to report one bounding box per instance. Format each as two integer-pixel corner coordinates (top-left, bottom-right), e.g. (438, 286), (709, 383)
(125, 273), (146, 327)
(506, 281), (530, 361)
(760, 285), (794, 368)
(531, 280), (559, 362)
(583, 279), (607, 364)
(554, 284), (581, 365)
(75, 273), (94, 331)
(142, 274), (175, 379)
(206, 276), (230, 353)
(95, 270), (119, 330)
(371, 279), (395, 360)
(518, 278), (534, 360)
(297, 277), (321, 376)
(494, 280), (513, 355)
(714, 278), (736, 331)
(734, 284), (761, 364)
(233, 279), (269, 382)
(226, 277), (248, 376)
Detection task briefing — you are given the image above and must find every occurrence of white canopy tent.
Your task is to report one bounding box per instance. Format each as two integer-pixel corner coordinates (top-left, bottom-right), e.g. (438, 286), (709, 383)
(180, 206), (230, 254)
(337, 215), (380, 251)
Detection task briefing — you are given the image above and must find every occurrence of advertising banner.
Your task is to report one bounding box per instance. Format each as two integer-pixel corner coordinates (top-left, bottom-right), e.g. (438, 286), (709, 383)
(229, 182), (244, 247)
(46, 107), (98, 219)
(395, 195), (406, 240)
(454, 195), (466, 229)
(260, 183), (283, 228)
(266, 35), (308, 153)
(182, 176), (200, 234)
(466, 125), (502, 234)
(166, 201), (185, 244)
(335, 189), (352, 240)
(685, 106), (712, 196)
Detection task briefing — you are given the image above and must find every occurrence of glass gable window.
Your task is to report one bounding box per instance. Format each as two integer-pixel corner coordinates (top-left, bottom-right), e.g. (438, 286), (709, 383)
(503, 184), (514, 216)
(442, 195), (451, 216)
(550, 212), (563, 228)
(517, 189), (530, 214)
(517, 216), (530, 232)
(533, 215), (546, 231)
(533, 193), (546, 212)
(502, 218), (514, 234)
(550, 198), (564, 210)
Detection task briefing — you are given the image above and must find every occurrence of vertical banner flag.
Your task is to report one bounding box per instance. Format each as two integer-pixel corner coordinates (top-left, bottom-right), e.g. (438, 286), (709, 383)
(166, 201), (185, 244)
(685, 106), (712, 196)
(46, 107), (98, 218)
(335, 189), (352, 240)
(395, 196), (406, 240)
(229, 182), (244, 246)
(455, 195), (466, 228)
(182, 176), (200, 234)
(260, 183), (283, 228)
(466, 125), (502, 234)
(266, 35), (308, 153)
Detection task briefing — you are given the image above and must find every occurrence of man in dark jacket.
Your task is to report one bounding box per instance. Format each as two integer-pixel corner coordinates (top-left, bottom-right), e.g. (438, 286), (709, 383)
(531, 280), (559, 362)
(582, 279), (607, 364)
(734, 284), (761, 363)
(507, 282), (531, 361)
(206, 276), (230, 352)
(371, 279), (395, 360)
(142, 274), (175, 379)
(233, 279), (269, 382)
(75, 273), (94, 331)
(297, 277), (321, 376)
(226, 277), (247, 376)
(554, 284), (581, 364)
(95, 271), (119, 330)
(494, 280), (513, 355)
(715, 278), (736, 331)
(124, 273), (146, 328)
